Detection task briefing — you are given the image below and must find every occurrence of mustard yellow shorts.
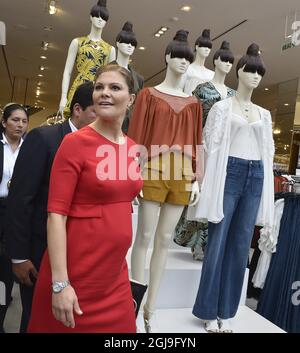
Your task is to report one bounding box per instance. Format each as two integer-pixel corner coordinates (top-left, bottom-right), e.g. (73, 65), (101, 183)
(141, 153), (194, 206)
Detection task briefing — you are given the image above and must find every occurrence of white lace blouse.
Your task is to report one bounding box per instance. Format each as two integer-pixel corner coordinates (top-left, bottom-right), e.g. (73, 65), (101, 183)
(195, 97), (275, 232)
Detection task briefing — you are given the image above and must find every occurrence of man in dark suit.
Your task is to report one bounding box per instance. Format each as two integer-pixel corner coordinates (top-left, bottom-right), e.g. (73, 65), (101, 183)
(4, 81), (96, 332)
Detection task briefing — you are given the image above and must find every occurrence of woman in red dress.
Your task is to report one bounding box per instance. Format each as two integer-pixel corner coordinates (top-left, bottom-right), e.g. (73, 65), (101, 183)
(28, 64), (143, 333)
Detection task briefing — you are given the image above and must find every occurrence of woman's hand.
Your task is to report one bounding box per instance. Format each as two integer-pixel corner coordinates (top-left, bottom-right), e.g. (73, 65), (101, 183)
(52, 285), (83, 328)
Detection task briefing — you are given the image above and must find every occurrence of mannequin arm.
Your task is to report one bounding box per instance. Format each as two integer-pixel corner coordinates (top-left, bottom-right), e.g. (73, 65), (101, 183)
(108, 46), (116, 63)
(59, 38), (79, 113)
(189, 181), (200, 206)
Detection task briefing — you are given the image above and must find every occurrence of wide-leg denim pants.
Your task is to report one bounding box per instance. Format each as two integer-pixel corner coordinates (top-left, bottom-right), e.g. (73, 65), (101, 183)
(193, 156), (264, 320)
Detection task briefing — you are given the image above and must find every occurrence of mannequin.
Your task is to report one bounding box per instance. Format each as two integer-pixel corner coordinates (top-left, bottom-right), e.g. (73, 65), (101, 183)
(183, 29), (214, 96)
(59, 0), (116, 116)
(111, 21), (144, 133)
(192, 44), (275, 333)
(127, 30), (203, 333)
(174, 41), (235, 261)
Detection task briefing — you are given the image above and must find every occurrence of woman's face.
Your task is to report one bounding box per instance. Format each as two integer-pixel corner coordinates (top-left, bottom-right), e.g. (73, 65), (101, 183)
(2, 109), (28, 140)
(93, 71), (135, 122)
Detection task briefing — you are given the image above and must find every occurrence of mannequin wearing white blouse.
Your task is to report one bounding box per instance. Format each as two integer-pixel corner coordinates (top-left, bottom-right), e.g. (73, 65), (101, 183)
(193, 44), (275, 333)
(183, 29), (214, 95)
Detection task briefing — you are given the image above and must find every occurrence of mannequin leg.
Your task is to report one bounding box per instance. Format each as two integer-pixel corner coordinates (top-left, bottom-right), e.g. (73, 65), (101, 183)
(218, 181), (262, 320)
(144, 203), (185, 313)
(131, 199), (160, 283)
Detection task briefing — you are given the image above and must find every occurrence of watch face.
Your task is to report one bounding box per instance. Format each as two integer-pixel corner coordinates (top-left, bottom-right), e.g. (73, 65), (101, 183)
(52, 283), (61, 293)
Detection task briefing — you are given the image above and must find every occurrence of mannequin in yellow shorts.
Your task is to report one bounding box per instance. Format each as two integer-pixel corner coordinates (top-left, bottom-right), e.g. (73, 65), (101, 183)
(127, 30), (203, 333)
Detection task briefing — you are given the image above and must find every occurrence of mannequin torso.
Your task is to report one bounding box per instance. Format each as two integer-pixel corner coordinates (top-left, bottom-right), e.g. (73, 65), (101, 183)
(59, 20), (116, 115)
(183, 49), (214, 96)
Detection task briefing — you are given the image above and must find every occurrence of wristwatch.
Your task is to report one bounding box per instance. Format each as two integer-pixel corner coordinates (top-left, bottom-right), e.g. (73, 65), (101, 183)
(52, 280), (70, 294)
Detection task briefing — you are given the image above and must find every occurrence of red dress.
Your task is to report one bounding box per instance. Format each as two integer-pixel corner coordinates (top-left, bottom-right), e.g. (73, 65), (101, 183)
(28, 126), (143, 333)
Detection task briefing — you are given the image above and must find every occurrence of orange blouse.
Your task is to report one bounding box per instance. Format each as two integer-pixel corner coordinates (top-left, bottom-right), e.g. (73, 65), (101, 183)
(127, 87), (202, 164)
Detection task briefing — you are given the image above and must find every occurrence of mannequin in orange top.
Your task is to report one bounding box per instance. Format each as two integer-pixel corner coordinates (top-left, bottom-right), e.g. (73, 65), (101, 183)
(127, 30), (203, 333)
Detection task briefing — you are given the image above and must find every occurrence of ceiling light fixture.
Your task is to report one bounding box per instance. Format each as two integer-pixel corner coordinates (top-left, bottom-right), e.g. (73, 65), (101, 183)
(180, 5), (191, 12)
(161, 27), (168, 32)
(264, 88), (269, 91)
(48, 0), (57, 15)
(139, 46), (146, 50)
(284, 103), (289, 106)
(39, 65), (45, 71)
(155, 33), (160, 38)
(38, 74), (43, 77)
(40, 55), (47, 60)
(41, 41), (49, 50)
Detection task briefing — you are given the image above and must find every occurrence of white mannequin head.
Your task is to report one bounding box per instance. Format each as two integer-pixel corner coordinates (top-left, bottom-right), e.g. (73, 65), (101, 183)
(236, 43), (266, 88)
(166, 54), (190, 75)
(90, 15), (107, 29)
(165, 30), (194, 67)
(213, 41), (234, 74)
(214, 57), (233, 74)
(90, 0), (109, 27)
(117, 42), (135, 57)
(115, 22), (137, 58)
(194, 29), (212, 57)
(237, 68), (262, 89)
(195, 46), (211, 59)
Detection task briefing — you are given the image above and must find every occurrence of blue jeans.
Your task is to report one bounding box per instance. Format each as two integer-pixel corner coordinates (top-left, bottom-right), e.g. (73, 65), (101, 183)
(193, 156), (264, 320)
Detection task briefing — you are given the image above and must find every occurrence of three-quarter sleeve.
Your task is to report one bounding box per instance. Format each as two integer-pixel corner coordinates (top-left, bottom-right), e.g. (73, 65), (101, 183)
(47, 133), (83, 215)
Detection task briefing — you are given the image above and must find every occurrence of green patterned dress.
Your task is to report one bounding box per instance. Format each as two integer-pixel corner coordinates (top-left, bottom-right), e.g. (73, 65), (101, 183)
(174, 81), (235, 260)
(64, 36), (112, 116)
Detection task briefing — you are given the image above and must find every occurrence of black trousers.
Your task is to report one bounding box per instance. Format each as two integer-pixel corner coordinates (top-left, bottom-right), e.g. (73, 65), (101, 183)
(0, 201), (14, 333)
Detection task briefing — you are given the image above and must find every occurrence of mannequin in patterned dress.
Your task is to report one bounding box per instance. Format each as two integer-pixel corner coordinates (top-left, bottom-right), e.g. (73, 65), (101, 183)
(59, 0), (115, 116)
(174, 41), (235, 261)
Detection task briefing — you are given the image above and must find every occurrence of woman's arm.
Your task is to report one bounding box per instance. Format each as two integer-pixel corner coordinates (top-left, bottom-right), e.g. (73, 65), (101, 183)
(47, 212), (82, 328)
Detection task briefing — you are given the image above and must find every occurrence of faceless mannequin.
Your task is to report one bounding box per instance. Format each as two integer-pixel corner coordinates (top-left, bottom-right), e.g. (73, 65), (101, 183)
(183, 29), (214, 95)
(59, 0), (116, 115)
(112, 21), (144, 133)
(174, 41), (235, 262)
(193, 44), (274, 333)
(116, 42), (135, 69)
(128, 30), (202, 333)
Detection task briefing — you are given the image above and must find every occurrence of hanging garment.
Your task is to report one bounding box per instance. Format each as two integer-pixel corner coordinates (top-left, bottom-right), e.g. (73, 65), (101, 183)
(256, 195), (300, 333)
(64, 36), (112, 116)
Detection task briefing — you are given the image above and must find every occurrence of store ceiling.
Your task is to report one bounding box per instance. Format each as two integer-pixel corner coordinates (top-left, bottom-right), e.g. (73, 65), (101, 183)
(0, 0), (300, 115)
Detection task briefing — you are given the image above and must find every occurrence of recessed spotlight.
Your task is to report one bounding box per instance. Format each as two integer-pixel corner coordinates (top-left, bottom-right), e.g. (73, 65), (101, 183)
(41, 41), (49, 50)
(161, 27), (168, 32)
(43, 26), (53, 31)
(40, 55), (47, 60)
(39, 65), (45, 71)
(180, 5), (191, 12)
(284, 103), (289, 106)
(38, 74), (43, 77)
(49, 0), (57, 15)
(155, 33), (161, 38)
(158, 30), (164, 35)
(139, 46), (146, 50)
(264, 88), (269, 91)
